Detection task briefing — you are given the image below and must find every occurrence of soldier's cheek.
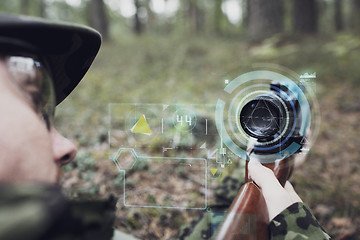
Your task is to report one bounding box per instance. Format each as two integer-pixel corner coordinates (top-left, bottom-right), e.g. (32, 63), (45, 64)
(56, 167), (62, 183)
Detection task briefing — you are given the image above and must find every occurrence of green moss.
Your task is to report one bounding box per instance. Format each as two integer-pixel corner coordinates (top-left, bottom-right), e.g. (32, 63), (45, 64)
(126, 216), (141, 229)
(140, 208), (161, 218)
(147, 194), (157, 205)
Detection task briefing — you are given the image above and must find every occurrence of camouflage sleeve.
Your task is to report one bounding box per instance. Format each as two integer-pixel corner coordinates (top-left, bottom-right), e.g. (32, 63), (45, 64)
(269, 202), (331, 240)
(0, 184), (116, 240)
(176, 174), (244, 240)
(0, 184), (76, 240)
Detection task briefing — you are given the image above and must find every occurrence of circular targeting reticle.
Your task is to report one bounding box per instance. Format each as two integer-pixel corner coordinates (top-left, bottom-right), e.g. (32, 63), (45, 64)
(240, 95), (286, 139)
(215, 69), (319, 163)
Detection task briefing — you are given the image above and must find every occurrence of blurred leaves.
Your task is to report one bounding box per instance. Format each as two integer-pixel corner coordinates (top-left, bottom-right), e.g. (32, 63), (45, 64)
(56, 30), (360, 240)
(325, 34), (360, 57)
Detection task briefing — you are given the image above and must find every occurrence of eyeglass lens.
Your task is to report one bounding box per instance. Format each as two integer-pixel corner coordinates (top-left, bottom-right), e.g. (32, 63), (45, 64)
(5, 56), (55, 130)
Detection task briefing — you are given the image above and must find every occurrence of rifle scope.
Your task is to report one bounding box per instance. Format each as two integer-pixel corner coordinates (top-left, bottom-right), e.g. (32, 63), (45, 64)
(239, 82), (304, 154)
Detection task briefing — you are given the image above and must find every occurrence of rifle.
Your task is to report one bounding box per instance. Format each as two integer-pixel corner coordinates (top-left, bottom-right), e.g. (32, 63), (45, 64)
(214, 156), (294, 240)
(214, 79), (309, 239)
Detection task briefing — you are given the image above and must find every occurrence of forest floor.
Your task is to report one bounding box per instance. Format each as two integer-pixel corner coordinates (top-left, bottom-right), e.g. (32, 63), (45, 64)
(56, 33), (360, 240)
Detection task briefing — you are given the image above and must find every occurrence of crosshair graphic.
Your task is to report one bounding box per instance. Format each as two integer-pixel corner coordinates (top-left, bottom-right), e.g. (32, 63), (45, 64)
(215, 69), (320, 163)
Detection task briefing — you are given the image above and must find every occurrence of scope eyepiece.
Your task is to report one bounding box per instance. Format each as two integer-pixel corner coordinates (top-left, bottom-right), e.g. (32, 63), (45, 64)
(240, 94), (286, 141)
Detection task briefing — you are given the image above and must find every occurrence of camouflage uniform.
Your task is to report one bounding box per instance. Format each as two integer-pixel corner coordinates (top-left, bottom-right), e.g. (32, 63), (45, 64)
(176, 172), (244, 240)
(0, 184), (115, 240)
(270, 202), (331, 240)
(176, 173), (331, 240)
(0, 181), (331, 240)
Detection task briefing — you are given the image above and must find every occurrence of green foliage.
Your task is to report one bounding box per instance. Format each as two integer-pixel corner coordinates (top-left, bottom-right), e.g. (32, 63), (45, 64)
(175, 165), (186, 178)
(140, 208), (160, 218)
(113, 175), (124, 187)
(75, 149), (97, 172)
(128, 159), (148, 173)
(62, 149), (96, 173)
(126, 215), (142, 229)
(0, 0), (42, 16)
(325, 34), (360, 57)
(147, 194), (157, 205)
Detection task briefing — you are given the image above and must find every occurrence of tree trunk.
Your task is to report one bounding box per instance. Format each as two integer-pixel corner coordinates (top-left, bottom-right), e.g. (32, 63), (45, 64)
(293, 0), (318, 34)
(20, 0), (30, 15)
(242, 0), (250, 30)
(145, 0), (155, 32)
(134, 0), (143, 35)
(39, 0), (46, 18)
(187, 0), (204, 35)
(351, 0), (360, 33)
(88, 0), (109, 40)
(334, 0), (343, 31)
(247, 0), (284, 42)
(214, 0), (224, 35)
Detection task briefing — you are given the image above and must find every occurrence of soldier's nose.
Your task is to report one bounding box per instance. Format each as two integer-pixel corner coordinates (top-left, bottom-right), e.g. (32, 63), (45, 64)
(51, 128), (77, 165)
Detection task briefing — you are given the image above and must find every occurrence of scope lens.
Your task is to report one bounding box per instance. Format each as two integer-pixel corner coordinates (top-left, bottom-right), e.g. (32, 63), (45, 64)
(240, 95), (285, 139)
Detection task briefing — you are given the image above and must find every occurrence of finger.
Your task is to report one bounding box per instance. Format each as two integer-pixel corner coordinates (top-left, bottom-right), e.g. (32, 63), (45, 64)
(248, 159), (283, 192)
(246, 137), (257, 153)
(284, 181), (302, 203)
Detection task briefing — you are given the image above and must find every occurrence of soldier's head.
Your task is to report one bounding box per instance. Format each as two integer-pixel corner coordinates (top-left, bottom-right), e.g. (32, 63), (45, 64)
(0, 13), (101, 183)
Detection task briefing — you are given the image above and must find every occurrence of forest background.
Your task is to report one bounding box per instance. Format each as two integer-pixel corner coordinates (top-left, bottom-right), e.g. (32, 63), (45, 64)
(2, 0), (360, 239)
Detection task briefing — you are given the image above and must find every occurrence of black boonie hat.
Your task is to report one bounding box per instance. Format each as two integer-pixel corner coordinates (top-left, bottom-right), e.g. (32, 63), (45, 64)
(0, 13), (101, 105)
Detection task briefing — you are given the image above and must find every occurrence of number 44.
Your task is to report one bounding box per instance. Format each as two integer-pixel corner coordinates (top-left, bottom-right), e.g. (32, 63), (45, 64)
(177, 115), (192, 126)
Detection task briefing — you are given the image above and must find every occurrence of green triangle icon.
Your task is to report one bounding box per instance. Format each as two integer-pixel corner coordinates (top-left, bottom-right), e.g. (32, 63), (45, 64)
(210, 168), (218, 176)
(131, 114), (152, 134)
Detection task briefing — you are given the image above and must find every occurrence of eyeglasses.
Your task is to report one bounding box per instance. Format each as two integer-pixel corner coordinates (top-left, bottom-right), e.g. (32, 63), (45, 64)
(3, 55), (55, 130)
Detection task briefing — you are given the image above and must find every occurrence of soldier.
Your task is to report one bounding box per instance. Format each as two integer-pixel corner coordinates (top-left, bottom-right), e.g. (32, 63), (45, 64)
(0, 13), (132, 240)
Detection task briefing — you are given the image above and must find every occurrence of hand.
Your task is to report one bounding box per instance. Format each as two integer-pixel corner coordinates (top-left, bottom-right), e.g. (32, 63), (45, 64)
(248, 159), (303, 221)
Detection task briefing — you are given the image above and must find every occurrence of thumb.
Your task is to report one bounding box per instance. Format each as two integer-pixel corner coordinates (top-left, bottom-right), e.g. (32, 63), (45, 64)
(248, 159), (284, 193)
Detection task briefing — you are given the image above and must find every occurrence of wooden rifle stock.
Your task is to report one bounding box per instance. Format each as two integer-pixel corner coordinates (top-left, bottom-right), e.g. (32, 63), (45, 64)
(214, 158), (294, 240)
